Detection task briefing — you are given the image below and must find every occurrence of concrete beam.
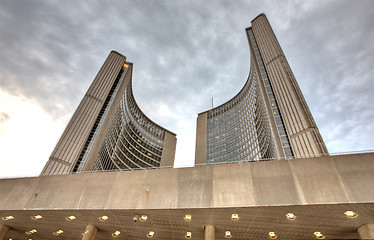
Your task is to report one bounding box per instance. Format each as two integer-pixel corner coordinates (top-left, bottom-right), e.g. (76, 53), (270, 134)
(1, 153), (374, 211)
(205, 225), (215, 240)
(82, 224), (97, 240)
(0, 224), (9, 240)
(358, 223), (374, 239)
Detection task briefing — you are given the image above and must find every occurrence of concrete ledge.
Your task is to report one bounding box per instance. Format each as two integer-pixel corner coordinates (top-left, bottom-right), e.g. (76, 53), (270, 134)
(0, 153), (374, 211)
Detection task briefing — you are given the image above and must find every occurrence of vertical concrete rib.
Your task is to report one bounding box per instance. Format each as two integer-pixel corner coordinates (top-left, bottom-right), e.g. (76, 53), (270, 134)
(0, 224), (9, 240)
(205, 225), (215, 240)
(251, 14), (328, 158)
(41, 52), (126, 175)
(82, 224), (97, 240)
(357, 223), (374, 239)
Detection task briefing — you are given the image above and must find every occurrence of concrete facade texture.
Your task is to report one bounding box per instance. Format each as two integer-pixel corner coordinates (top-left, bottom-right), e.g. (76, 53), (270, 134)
(251, 14), (328, 158)
(2, 153), (373, 211)
(0, 153), (374, 239)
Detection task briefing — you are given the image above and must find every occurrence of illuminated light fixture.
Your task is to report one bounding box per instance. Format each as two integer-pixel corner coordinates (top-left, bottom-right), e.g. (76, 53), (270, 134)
(112, 231), (121, 237)
(25, 229), (37, 235)
(31, 215), (42, 220)
(99, 215), (109, 221)
(184, 214), (192, 221)
(231, 214), (239, 220)
(140, 215), (148, 221)
(1, 216), (14, 221)
(344, 211), (358, 218)
(314, 232), (325, 239)
(53, 230), (64, 236)
(268, 232), (277, 239)
(147, 231), (155, 238)
(286, 213), (296, 220)
(225, 231), (232, 238)
(66, 215), (76, 221)
(185, 232), (192, 239)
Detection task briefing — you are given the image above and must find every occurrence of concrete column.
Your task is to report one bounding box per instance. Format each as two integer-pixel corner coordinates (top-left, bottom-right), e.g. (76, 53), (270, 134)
(82, 224), (97, 240)
(205, 225), (215, 240)
(0, 224), (10, 240)
(358, 223), (374, 239)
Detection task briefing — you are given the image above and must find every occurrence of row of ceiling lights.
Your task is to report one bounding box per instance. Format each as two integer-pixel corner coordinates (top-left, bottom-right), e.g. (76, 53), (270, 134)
(1, 211), (358, 239)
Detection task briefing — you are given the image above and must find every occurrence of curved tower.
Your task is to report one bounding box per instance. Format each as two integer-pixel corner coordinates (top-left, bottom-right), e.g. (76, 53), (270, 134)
(195, 14), (328, 165)
(42, 51), (176, 175)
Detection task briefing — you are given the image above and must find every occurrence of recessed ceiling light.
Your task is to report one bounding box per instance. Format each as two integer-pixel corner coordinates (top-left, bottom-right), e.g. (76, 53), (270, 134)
(268, 232), (277, 239)
(147, 231), (155, 238)
(314, 232), (325, 239)
(66, 215), (76, 221)
(344, 211), (358, 218)
(231, 214), (239, 220)
(185, 232), (192, 239)
(140, 215), (148, 221)
(112, 231), (121, 237)
(31, 215), (42, 220)
(53, 230), (63, 236)
(25, 229), (37, 235)
(225, 231), (232, 238)
(1, 216), (14, 221)
(184, 214), (192, 221)
(99, 215), (109, 221)
(286, 213), (296, 220)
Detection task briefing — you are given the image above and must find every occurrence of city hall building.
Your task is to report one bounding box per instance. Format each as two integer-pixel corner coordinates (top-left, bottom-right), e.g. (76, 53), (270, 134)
(0, 14), (374, 240)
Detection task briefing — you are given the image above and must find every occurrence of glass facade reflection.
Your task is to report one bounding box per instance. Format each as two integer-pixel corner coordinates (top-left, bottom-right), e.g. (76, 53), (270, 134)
(248, 29), (294, 158)
(93, 73), (167, 171)
(206, 61), (277, 164)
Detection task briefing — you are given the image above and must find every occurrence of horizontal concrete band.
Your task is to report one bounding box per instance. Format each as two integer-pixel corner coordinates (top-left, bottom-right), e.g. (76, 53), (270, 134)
(0, 153), (374, 211)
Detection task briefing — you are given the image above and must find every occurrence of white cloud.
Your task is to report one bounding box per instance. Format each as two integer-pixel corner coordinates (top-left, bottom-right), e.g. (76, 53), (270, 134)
(0, 90), (65, 178)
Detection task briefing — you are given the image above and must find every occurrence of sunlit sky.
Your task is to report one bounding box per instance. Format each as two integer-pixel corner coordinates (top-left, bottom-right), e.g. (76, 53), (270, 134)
(1, 0), (374, 178)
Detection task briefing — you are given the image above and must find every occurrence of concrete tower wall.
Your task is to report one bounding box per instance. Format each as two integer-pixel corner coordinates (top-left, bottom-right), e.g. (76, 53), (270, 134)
(251, 14), (328, 158)
(195, 14), (328, 165)
(41, 52), (126, 175)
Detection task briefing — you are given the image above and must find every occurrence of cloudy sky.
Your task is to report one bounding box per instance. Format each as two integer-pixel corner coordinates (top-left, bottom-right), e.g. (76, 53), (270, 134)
(0, 0), (373, 178)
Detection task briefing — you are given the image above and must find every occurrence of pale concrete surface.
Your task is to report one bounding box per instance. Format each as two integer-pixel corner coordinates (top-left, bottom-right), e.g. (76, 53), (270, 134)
(82, 224), (97, 240)
(358, 223), (374, 239)
(251, 160), (300, 206)
(0, 224), (9, 240)
(195, 112), (207, 165)
(160, 131), (177, 167)
(290, 156), (349, 204)
(212, 163), (256, 207)
(205, 225), (215, 240)
(1, 153), (374, 211)
(0, 153), (374, 239)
